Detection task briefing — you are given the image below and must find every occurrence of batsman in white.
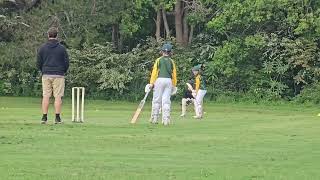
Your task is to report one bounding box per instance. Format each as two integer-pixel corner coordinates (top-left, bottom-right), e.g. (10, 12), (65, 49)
(148, 43), (177, 125)
(188, 64), (207, 119)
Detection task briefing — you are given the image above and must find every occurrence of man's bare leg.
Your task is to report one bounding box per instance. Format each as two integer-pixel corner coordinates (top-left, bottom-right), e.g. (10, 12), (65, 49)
(41, 96), (50, 124)
(54, 96), (63, 123)
(54, 96), (62, 114)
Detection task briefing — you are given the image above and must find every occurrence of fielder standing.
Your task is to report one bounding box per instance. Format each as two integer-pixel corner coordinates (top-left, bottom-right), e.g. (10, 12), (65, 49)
(149, 43), (177, 125)
(189, 65), (206, 119)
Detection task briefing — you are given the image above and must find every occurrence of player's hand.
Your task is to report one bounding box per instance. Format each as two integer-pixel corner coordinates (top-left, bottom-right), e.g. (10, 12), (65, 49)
(149, 84), (154, 89)
(145, 84), (153, 93)
(171, 86), (178, 95)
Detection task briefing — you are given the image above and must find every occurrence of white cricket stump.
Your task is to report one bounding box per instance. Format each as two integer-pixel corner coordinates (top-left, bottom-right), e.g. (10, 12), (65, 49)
(72, 87), (85, 123)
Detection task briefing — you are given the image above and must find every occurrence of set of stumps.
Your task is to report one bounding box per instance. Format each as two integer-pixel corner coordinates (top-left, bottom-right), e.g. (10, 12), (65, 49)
(72, 87), (85, 123)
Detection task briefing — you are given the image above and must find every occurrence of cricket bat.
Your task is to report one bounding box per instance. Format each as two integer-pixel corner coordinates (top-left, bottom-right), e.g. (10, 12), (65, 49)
(130, 90), (150, 124)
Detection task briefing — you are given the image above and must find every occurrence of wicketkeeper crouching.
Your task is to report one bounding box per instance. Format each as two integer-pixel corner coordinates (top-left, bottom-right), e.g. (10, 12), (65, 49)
(148, 43), (177, 125)
(180, 77), (195, 117)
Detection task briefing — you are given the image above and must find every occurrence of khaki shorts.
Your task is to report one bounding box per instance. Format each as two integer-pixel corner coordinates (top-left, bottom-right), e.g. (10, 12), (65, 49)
(42, 76), (65, 98)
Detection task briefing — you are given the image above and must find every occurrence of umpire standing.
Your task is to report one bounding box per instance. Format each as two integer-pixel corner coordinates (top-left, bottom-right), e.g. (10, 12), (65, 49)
(37, 27), (69, 124)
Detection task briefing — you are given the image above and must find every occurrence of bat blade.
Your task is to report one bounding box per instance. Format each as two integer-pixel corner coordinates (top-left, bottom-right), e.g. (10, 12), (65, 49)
(130, 100), (146, 124)
(130, 90), (150, 124)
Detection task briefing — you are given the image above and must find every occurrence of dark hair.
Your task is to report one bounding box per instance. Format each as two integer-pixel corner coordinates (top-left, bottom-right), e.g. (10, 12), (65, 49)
(47, 27), (58, 38)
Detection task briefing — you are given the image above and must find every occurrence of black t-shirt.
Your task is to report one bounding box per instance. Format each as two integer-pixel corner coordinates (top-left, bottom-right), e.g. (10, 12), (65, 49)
(183, 90), (194, 99)
(183, 79), (194, 99)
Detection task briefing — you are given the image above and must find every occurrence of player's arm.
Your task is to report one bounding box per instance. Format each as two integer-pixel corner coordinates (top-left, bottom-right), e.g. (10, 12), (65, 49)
(171, 60), (177, 87)
(36, 48), (43, 71)
(149, 59), (160, 88)
(186, 83), (194, 91)
(64, 49), (69, 73)
(194, 75), (200, 93)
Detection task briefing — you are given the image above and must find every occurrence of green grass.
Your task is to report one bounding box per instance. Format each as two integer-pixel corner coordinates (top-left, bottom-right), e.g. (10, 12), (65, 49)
(1, 97), (320, 180)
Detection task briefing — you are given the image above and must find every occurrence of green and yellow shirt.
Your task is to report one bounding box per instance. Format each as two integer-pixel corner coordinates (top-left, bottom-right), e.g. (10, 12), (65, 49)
(193, 74), (206, 92)
(150, 56), (177, 86)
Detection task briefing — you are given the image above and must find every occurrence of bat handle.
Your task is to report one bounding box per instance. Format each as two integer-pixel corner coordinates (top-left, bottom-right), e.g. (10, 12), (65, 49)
(143, 91), (150, 101)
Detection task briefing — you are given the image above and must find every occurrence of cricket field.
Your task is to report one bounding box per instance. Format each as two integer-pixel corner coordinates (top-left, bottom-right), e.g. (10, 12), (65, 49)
(0, 97), (320, 180)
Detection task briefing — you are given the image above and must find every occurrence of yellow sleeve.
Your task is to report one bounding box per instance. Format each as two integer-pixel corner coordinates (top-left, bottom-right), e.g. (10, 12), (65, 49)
(195, 75), (200, 92)
(171, 60), (177, 87)
(149, 58), (160, 84)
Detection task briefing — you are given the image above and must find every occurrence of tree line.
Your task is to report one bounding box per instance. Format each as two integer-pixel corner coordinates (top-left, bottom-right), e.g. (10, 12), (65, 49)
(1, 0), (320, 103)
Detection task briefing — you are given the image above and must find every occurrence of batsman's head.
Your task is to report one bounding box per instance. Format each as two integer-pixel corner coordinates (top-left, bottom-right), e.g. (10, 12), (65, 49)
(47, 27), (58, 40)
(161, 43), (173, 56)
(192, 64), (202, 75)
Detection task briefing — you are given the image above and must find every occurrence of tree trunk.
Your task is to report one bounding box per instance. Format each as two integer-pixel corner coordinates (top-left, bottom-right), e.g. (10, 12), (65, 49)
(182, 7), (189, 45)
(162, 8), (170, 39)
(155, 8), (162, 42)
(112, 23), (119, 49)
(118, 34), (123, 52)
(188, 25), (194, 44)
(91, 0), (96, 15)
(175, 0), (183, 44)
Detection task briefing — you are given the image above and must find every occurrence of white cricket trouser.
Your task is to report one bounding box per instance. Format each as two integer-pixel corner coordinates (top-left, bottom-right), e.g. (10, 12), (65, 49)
(151, 78), (172, 125)
(194, 90), (207, 117)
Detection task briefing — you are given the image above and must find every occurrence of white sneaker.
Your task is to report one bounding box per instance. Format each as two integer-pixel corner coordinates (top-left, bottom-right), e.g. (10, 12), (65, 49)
(180, 114), (185, 117)
(151, 120), (158, 124)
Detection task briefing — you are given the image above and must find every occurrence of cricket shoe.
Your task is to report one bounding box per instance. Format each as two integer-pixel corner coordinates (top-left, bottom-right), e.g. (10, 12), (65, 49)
(162, 120), (170, 126)
(150, 120), (158, 124)
(55, 116), (63, 124)
(41, 116), (47, 124)
(193, 116), (202, 119)
(180, 114), (185, 117)
(41, 119), (47, 124)
(163, 122), (170, 126)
